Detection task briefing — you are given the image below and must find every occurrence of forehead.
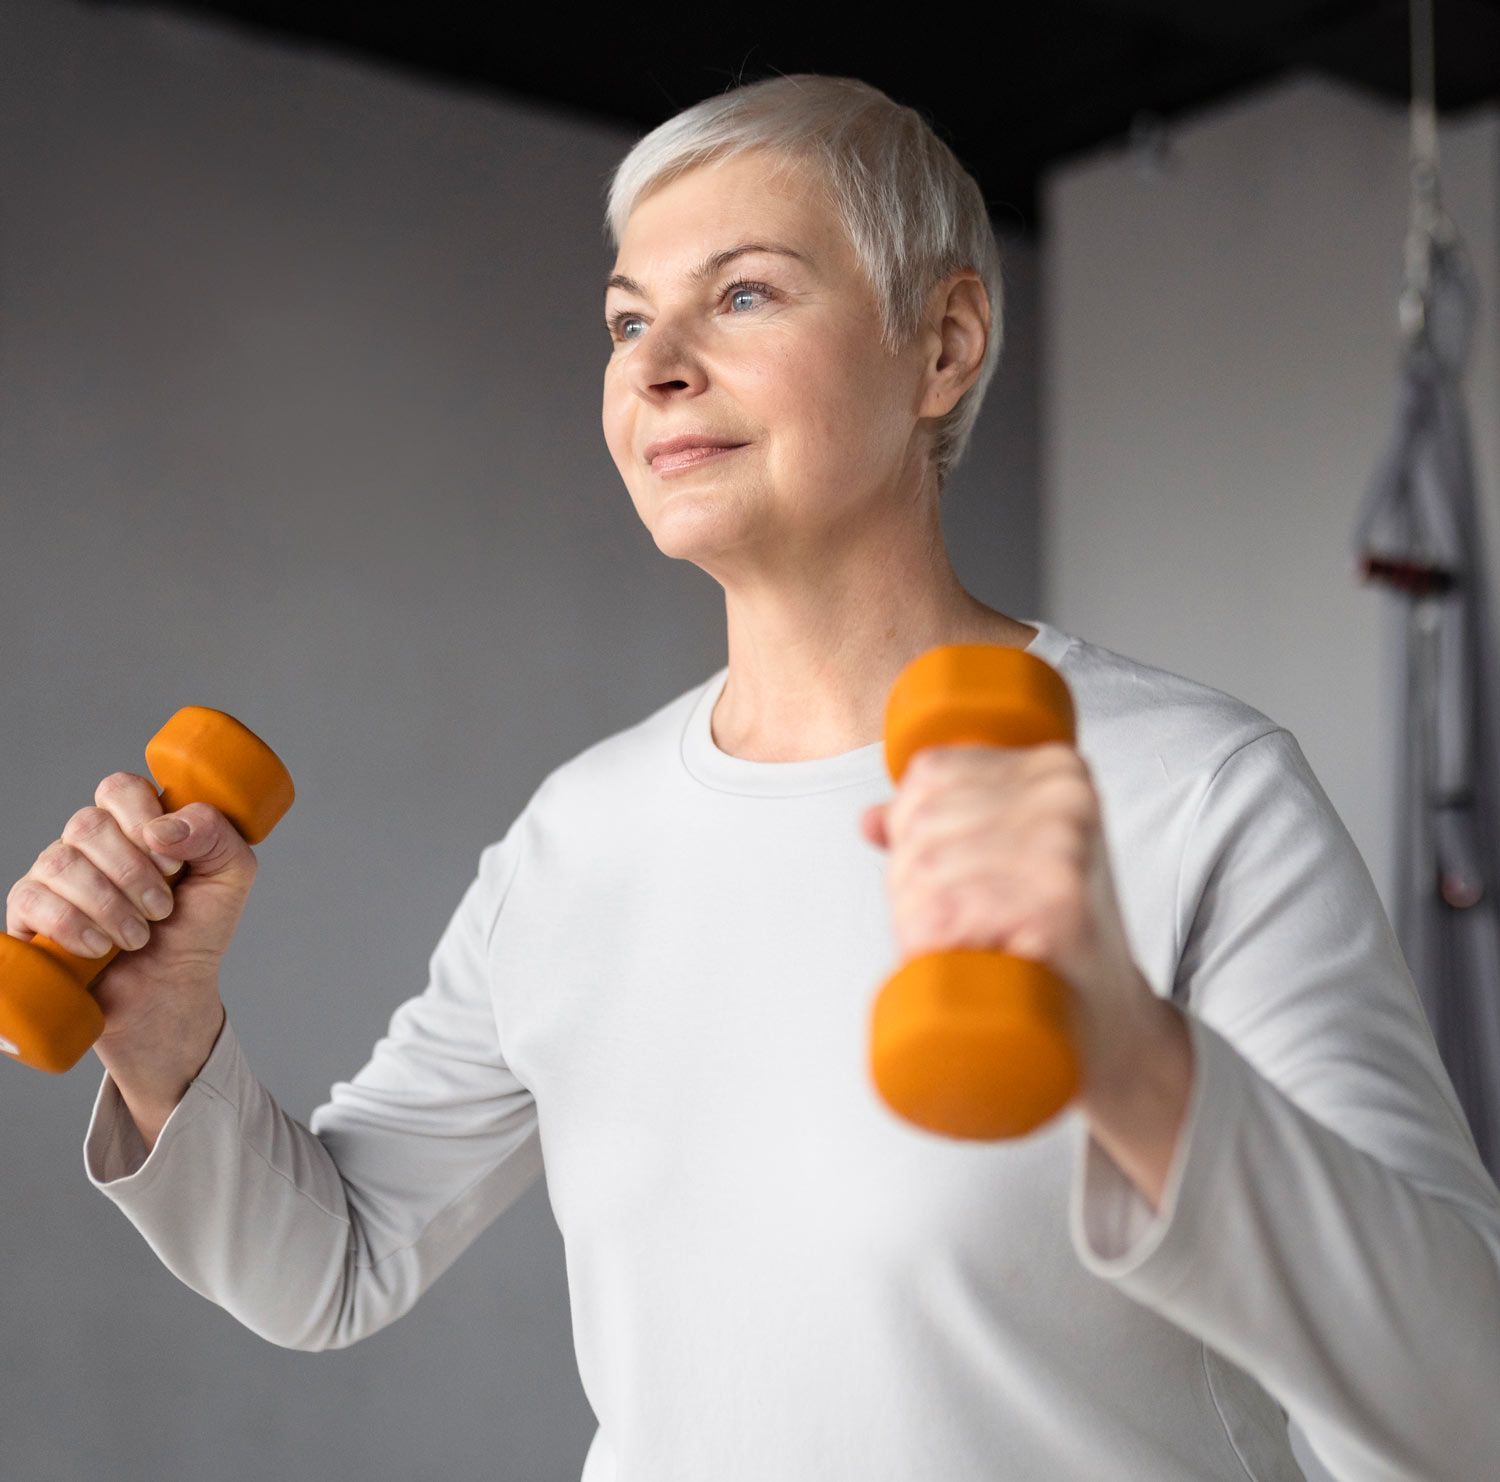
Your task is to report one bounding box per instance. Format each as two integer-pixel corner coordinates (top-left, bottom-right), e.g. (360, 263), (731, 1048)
(612, 151), (841, 278)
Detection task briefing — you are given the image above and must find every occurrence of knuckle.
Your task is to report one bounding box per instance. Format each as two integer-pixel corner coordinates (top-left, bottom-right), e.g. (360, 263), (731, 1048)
(7, 880), (43, 924)
(1062, 765), (1096, 800)
(95, 770), (149, 802)
(116, 856), (158, 895)
(37, 840), (82, 876)
(1036, 741), (1084, 774)
(62, 807), (109, 845)
(908, 749), (944, 782)
(1035, 769), (1094, 817)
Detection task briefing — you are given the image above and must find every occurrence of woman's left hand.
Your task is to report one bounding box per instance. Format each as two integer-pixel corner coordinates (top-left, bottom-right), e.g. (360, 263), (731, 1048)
(858, 742), (1170, 1108)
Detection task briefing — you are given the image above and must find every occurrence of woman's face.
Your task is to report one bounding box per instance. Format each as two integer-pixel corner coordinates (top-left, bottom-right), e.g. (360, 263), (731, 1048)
(601, 150), (964, 580)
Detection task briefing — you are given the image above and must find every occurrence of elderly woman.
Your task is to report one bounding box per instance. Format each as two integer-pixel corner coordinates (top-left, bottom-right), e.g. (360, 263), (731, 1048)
(43, 73), (1500, 1482)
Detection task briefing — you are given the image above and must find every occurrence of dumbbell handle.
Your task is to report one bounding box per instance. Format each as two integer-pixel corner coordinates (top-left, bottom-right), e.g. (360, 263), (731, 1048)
(0, 707), (294, 1074)
(869, 644), (1082, 1140)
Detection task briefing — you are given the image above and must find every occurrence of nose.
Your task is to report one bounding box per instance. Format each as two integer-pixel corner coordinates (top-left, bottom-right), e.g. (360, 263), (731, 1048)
(617, 312), (711, 400)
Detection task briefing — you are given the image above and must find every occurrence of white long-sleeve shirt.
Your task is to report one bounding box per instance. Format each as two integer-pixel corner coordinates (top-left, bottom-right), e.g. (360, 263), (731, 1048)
(83, 617), (1500, 1481)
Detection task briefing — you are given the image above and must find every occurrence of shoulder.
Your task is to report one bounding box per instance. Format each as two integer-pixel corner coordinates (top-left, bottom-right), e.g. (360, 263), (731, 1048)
(511, 668), (714, 828)
(1053, 628), (1284, 785)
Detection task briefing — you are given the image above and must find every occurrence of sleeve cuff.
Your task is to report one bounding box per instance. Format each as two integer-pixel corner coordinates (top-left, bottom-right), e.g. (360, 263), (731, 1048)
(1068, 1008), (1252, 1297)
(82, 1012), (243, 1192)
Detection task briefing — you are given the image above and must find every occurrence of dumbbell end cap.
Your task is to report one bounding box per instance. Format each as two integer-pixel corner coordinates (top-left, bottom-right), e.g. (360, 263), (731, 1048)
(0, 934), (106, 1074)
(870, 949), (1080, 1140)
(884, 644), (1075, 784)
(147, 706), (295, 845)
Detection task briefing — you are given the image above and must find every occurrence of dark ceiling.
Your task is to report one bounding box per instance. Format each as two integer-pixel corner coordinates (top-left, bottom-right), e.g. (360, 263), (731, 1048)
(93, 0), (1500, 236)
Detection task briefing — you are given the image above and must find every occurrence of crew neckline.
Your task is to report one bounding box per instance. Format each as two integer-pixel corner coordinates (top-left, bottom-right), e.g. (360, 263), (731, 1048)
(679, 617), (1076, 797)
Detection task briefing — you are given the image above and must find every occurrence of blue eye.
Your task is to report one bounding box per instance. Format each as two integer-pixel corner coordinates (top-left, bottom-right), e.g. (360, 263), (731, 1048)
(724, 279), (771, 313)
(607, 277), (773, 342)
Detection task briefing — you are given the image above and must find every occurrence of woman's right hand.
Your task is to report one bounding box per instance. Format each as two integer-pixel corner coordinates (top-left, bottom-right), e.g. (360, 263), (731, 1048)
(4, 771), (259, 1072)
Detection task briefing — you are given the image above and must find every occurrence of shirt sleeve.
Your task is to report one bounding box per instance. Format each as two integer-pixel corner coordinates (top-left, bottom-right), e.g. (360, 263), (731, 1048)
(1066, 725), (1500, 1482)
(81, 815), (543, 1353)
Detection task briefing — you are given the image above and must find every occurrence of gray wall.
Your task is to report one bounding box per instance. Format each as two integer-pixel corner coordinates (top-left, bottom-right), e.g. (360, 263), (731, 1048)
(1043, 71), (1500, 919)
(0, 4), (1040, 1479)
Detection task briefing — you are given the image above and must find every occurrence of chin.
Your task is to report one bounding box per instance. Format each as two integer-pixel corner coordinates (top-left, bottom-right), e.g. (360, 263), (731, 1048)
(643, 489), (748, 561)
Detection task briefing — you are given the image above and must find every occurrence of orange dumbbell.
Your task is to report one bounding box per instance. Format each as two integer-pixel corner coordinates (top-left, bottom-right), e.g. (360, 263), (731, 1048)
(0, 707), (294, 1075)
(869, 644), (1081, 1140)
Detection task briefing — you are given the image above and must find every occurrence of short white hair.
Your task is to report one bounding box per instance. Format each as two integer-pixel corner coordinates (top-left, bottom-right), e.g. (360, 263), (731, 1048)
(602, 73), (1005, 492)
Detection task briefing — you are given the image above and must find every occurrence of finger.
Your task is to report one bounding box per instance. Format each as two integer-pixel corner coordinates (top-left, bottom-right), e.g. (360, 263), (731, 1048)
(891, 832), (1020, 906)
(95, 771), (183, 879)
(892, 813), (1086, 896)
(886, 777), (996, 858)
(6, 876), (116, 957)
(62, 799), (177, 925)
(143, 802), (258, 891)
(884, 758), (949, 847)
(29, 836), (152, 952)
(889, 759), (1089, 856)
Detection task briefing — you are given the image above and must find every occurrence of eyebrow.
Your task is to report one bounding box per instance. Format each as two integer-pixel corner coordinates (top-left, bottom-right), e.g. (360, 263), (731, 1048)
(604, 241), (813, 302)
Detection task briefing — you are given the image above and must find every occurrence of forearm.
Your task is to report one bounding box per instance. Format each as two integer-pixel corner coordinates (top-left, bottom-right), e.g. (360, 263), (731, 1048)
(1071, 1011), (1500, 1480)
(1076, 995), (1195, 1214)
(85, 1010), (362, 1351)
(85, 1006), (544, 1354)
(111, 1085), (183, 1158)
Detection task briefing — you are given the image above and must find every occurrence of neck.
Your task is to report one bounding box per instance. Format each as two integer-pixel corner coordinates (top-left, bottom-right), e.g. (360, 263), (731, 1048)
(711, 527), (1035, 763)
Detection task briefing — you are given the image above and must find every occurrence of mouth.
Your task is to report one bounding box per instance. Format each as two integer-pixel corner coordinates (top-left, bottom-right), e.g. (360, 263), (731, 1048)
(650, 443), (749, 475)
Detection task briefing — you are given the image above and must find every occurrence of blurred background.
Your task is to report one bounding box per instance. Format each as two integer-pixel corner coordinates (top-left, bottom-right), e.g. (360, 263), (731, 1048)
(3, 1), (1497, 1478)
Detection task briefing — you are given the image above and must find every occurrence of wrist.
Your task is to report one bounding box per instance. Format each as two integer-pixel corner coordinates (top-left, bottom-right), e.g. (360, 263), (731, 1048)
(1076, 998), (1195, 1214)
(1076, 994), (1185, 1118)
(94, 1000), (226, 1103)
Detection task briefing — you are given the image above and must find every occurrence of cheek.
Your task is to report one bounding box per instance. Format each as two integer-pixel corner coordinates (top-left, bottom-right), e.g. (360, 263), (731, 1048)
(600, 382), (635, 468)
(600, 370), (622, 433)
(744, 336), (893, 466)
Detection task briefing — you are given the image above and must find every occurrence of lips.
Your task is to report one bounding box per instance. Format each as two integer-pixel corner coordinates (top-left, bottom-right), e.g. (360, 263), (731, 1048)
(643, 433), (748, 467)
(650, 443), (747, 474)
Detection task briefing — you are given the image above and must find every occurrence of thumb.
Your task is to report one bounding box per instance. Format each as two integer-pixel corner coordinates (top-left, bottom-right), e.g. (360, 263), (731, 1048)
(144, 803), (257, 887)
(859, 803), (890, 850)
